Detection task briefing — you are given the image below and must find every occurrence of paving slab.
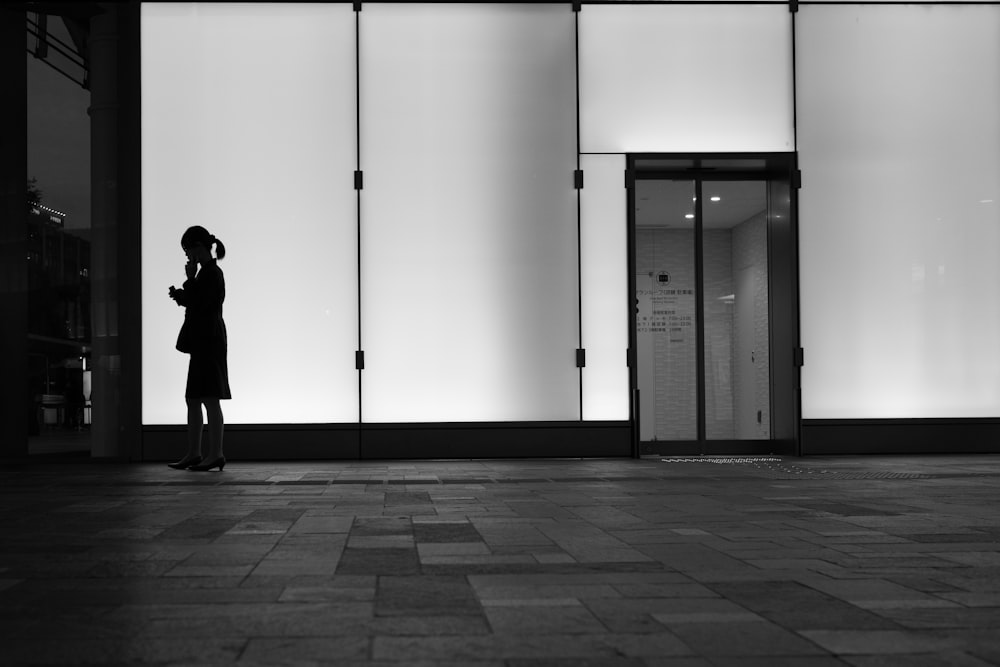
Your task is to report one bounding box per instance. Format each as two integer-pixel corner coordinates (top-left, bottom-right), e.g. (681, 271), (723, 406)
(2, 454), (1000, 664)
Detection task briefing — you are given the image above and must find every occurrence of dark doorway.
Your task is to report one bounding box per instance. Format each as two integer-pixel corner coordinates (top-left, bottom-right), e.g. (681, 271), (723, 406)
(627, 154), (800, 456)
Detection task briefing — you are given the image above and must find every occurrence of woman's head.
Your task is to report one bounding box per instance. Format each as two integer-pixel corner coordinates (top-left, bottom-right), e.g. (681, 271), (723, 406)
(181, 226), (226, 261)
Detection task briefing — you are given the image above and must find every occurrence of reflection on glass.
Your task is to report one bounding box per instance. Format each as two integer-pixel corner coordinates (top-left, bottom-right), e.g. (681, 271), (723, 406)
(635, 180), (697, 440)
(702, 181), (769, 440)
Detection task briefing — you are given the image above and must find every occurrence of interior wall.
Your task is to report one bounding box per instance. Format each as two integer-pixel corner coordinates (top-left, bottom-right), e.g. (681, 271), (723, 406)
(635, 228), (698, 440)
(703, 229), (735, 439)
(732, 212), (770, 439)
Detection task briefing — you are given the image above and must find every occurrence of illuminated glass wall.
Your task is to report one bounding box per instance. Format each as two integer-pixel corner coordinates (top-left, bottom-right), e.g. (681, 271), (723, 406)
(797, 5), (1000, 419)
(142, 3), (581, 427)
(359, 4), (578, 422)
(578, 4), (794, 153)
(141, 4), (359, 424)
(141, 2), (1000, 437)
(580, 155), (629, 421)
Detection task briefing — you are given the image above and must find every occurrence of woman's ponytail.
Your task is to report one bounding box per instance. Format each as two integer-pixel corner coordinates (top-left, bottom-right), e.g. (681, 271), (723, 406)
(213, 236), (227, 260)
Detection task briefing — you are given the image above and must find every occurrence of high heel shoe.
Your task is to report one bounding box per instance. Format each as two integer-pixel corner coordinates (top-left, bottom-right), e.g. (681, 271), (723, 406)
(167, 455), (202, 470)
(188, 456), (226, 472)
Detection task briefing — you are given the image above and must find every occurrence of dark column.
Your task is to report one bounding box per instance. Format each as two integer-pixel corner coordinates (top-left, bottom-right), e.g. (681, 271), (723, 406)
(117, 3), (142, 460)
(88, 2), (141, 460)
(89, 4), (121, 458)
(0, 7), (30, 458)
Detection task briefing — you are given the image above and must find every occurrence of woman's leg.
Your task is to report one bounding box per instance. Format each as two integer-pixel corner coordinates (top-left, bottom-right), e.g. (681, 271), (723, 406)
(203, 398), (224, 461)
(186, 398), (204, 458)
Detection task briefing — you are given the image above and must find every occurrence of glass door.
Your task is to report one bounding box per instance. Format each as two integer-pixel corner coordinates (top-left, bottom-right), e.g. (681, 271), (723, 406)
(629, 155), (798, 455)
(702, 180), (770, 442)
(634, 179), (699, 442)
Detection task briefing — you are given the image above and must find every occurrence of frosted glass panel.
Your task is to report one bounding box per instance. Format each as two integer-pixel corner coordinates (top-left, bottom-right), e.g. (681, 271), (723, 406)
(579, 5), (793, 153)
(798, 6), (1000, 419)
(360, 4), (578, 422)
(581, 155), (629, 421)
(141, 4), (359, 424)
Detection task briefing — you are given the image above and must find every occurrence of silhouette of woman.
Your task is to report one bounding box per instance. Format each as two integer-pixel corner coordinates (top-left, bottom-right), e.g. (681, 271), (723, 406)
(167, 226), (231, 471)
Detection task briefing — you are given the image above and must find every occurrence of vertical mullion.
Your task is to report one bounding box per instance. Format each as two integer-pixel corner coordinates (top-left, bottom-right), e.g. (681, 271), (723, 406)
(694, 179), (706, 450)
(626, 157), (638, 457)
(574, 8), (583, 421)
(355, 6), (363, 431)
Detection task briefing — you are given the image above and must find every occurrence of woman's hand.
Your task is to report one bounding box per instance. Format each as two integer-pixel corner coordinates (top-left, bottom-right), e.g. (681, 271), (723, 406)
(185, 260), (197, 279)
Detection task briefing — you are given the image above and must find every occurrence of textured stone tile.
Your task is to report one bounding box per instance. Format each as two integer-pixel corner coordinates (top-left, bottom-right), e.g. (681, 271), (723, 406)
(800, 629), (960, 655)
(481, 598), (581, 607)
(587, 597), (754, 634)
(869, 606), (1000, 629)
(799, 576), (940, 602)
(652, 609), (766, 625)
(287, 515), (354, 534)
(708, 580), (901, 631)
(368, 614), (492, 636)
(414, 522), (482, 543)
(336, 547), (420, 575)
(349, 535), (415, 548)
(376, 575), (482, 617)
(474, 582), (620, 600)
(421, 554), (538, 567)
(1, 638), (246, 665)
(351, 517), (413, 536)
(707, 659), (852, 667)
(533, 553), (577, 564)
(506, 659), (650, 667)
(613, 582), (718, 598)
(252, 559), (339, 576)
(484, 606), (607, 635)
(165, 564), (256, 578)
(119, 601), (375, 638)
(417, 542), (490, 557)
(937, 591), (1000, 607)
(240, 636), (370, 665)
(671, 622), (827, 656)
(373, 633), (688, 661)
(842, 653), (997, 667)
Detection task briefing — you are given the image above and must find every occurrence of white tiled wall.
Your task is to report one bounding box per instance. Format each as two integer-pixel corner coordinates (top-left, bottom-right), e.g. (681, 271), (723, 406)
(636, 214), (768, 441)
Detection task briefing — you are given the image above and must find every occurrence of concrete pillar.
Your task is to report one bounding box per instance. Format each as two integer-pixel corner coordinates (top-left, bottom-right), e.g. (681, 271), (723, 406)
(89, 5), (121, 458)
(0, 7), (29, 458)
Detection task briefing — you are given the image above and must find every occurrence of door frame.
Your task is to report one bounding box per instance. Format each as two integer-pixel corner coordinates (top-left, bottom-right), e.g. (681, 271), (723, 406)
(626, 153), (801, 457)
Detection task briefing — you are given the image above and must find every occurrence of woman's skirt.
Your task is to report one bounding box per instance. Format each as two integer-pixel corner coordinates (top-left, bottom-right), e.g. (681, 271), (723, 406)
(185, 347), (232, 400)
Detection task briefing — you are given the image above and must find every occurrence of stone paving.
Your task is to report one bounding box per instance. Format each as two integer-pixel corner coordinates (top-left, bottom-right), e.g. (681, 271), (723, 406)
(2, 454), (1000, 665)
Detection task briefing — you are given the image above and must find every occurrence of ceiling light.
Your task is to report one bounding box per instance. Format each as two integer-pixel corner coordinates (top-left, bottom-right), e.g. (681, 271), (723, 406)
(710, 196), (721, 202)
(684, 214), (695, 219)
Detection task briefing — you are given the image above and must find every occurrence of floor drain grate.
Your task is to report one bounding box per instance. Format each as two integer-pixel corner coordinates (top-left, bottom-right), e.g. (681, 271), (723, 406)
(660, 457), (931, 480)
